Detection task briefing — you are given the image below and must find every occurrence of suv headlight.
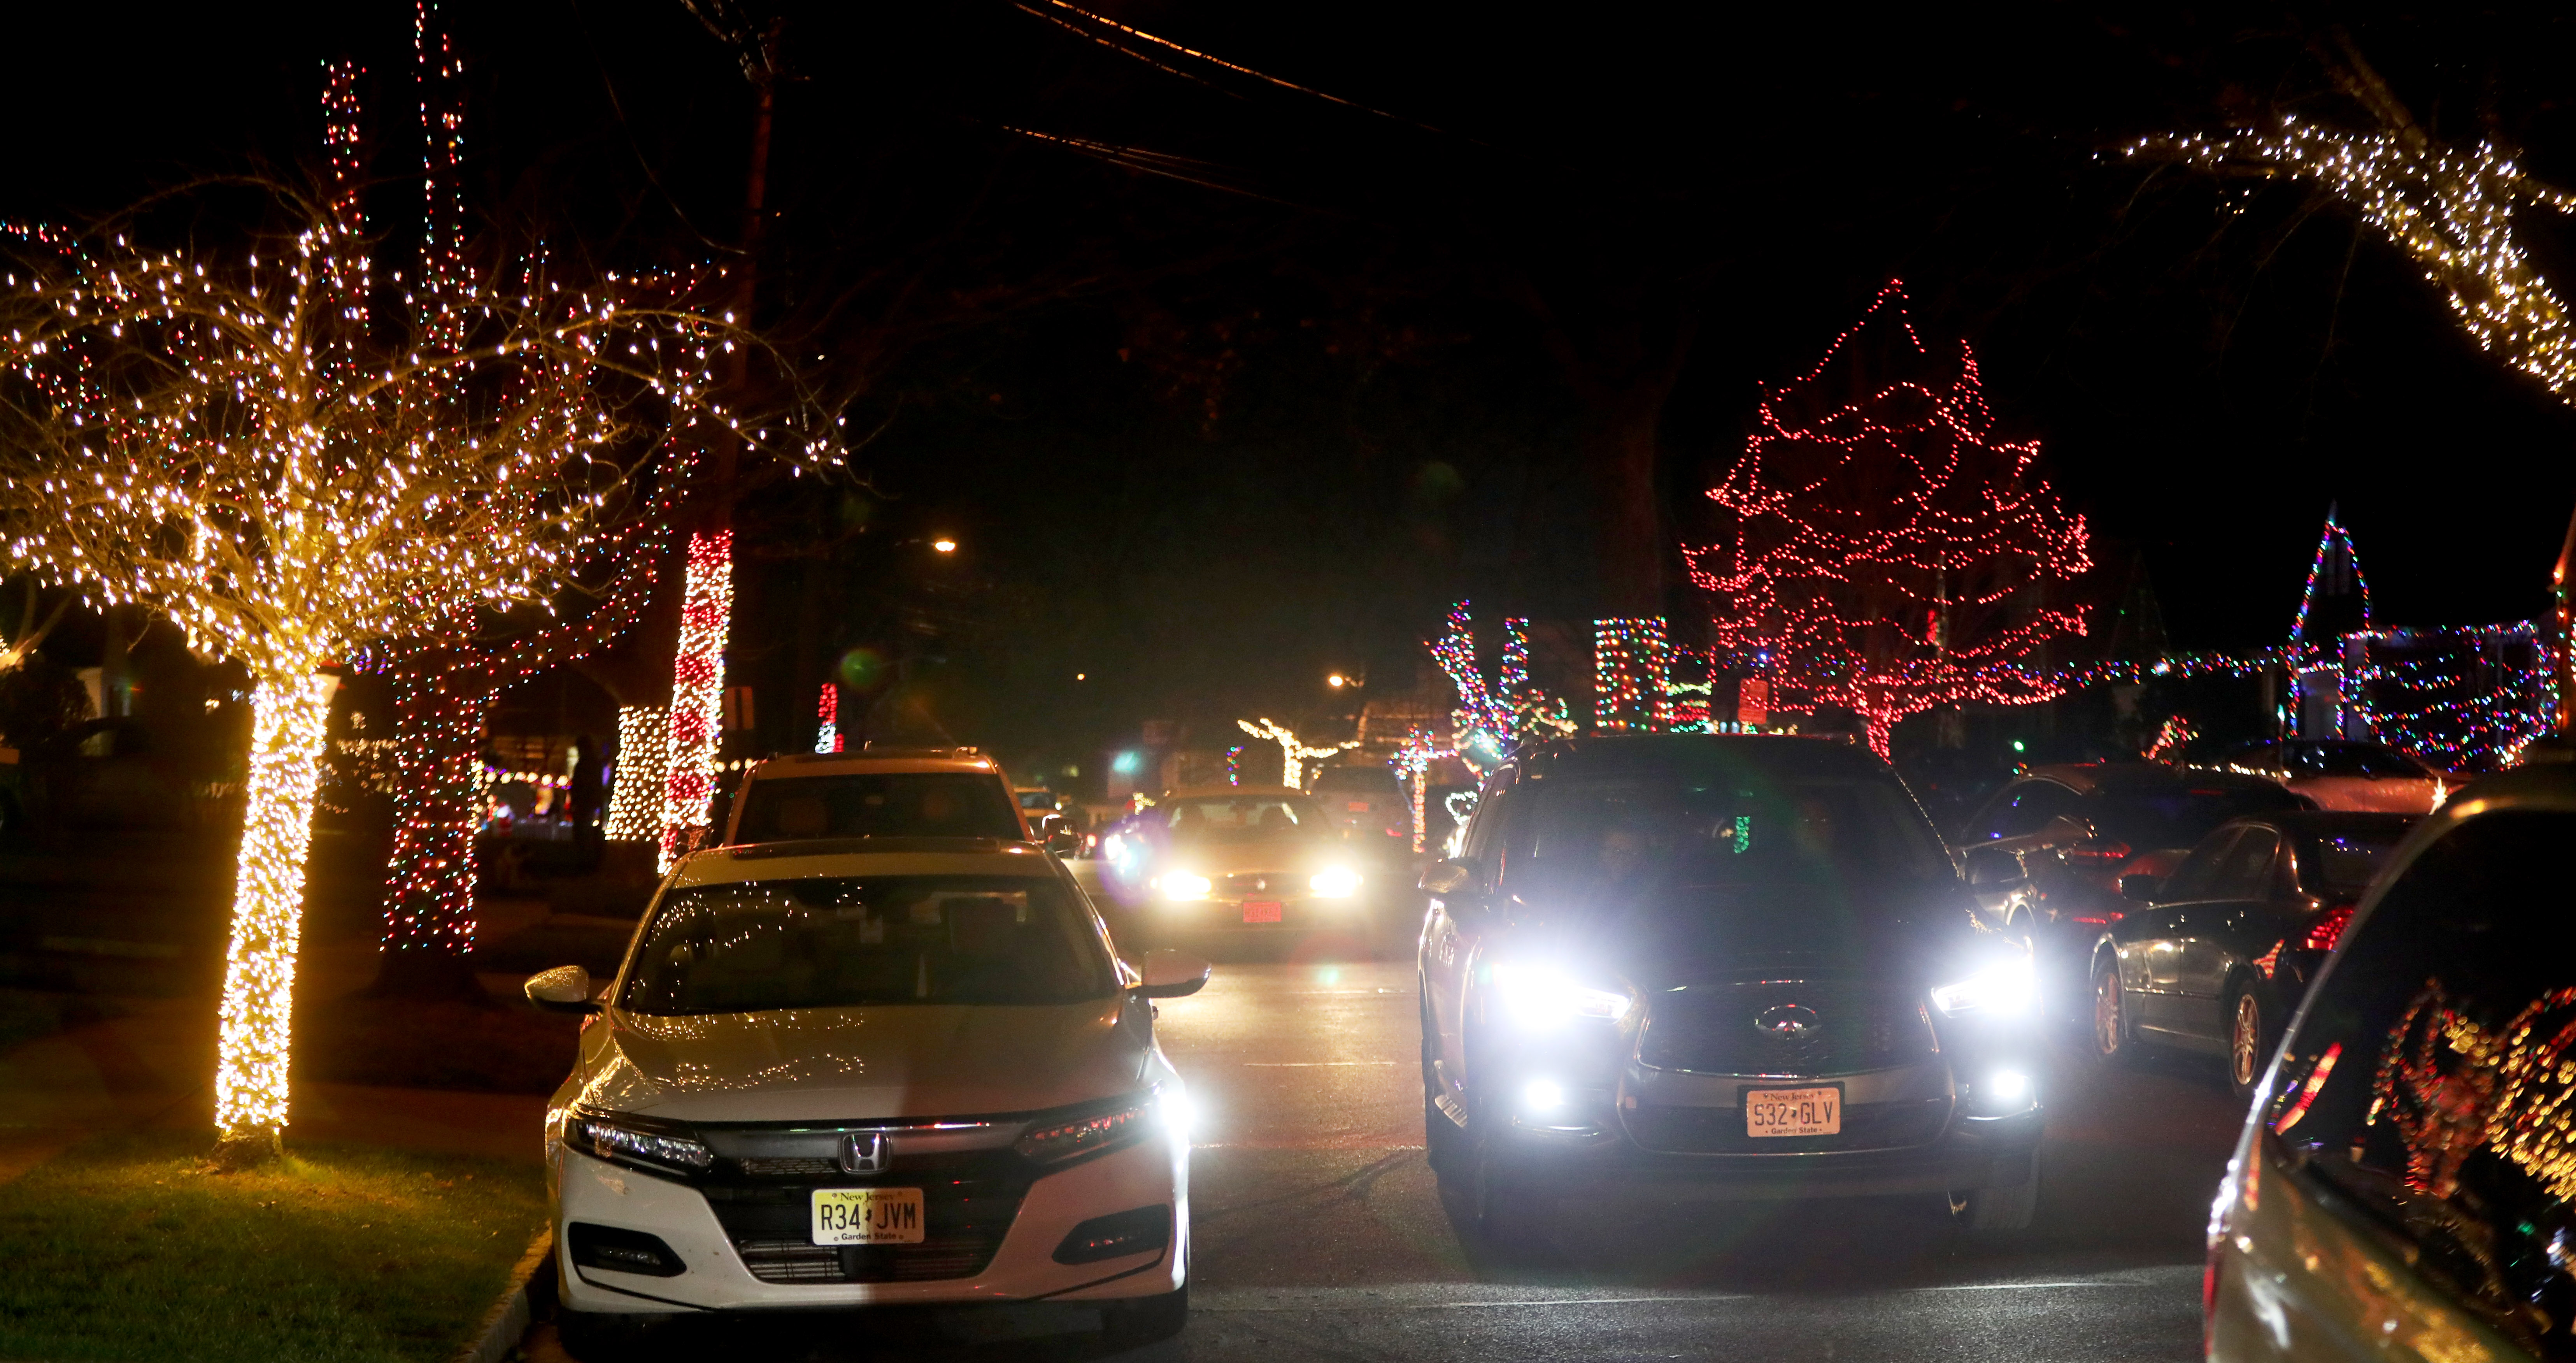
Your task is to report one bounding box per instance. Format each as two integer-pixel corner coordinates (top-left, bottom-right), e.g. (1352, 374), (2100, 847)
(1310, 866), (1363, 898)
(1930, 957), (2036, 1017)
(567, 1109), (714, 1175)
(1489, 962), (1631, 1027)
(1155, 872), (1211, 900)
(1014, 1089), (1176, 1165)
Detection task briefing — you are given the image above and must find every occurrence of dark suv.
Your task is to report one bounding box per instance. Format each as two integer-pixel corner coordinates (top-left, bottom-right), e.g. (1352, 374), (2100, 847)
(1417, 734), (2045, 1242)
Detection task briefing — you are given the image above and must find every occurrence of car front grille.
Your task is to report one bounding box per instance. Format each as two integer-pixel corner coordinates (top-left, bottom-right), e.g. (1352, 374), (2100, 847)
(1622, 1095), (1951, 1154)
(698, 1148), (1030, 1284)
(1637, 978), (1936, 1077)
(1220, 872), (1292, 896)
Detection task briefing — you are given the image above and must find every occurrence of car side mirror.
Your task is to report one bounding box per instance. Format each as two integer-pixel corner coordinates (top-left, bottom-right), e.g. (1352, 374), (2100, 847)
(2118, 872), (2165, 903)
(1044, 827), (1083, 856)
(1135, 948), (1212, 999)
(1962, 845), (2024, 887)
(1419, 857), (1481, 897)
(524, 964), (601, 1015)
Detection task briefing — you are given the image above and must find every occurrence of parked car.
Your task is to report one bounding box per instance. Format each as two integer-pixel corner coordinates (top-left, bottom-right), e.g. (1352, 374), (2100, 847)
(529, 837), (1208, 1349)
(1419, 734), (2047, 1242)
(722, 745), (1033, 847)
(2206, 756), (2576, 1359)
(1957, 762), (2312, 1016)
(2084, 810), (2416, 1099)
(2213, 738), (2446, 814)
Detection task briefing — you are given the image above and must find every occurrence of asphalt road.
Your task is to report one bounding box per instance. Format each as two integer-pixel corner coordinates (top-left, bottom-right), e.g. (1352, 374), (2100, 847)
(558, 930), (2245, 1363)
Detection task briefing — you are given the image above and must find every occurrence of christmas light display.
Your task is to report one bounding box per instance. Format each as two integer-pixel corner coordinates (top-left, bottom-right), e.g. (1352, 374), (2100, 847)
(2289, 508), (2372, 650)
(1391, 727), (1455, 852)
(1235, 717), (1354, 791)
(1683, 282), (2093, 758)
(1594, 618), (1675, 732)
(2144, 714), (2196, 763)
(1225, 744), (1244, 786)
(0, 39), (829, 1153)
(2131, 119), (2576, 404)
(661, 530), (733, 870)
(814, 680), (841, 754)
(1429, 601), (1575, 760)
(605, 705), (669, 840)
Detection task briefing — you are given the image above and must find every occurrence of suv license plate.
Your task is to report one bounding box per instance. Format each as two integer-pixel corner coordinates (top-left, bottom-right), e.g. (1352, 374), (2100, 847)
(1745, 1086), (1841, 1137)
(1242, 900), (1284, 923)
(811, 1187), (925, 1245)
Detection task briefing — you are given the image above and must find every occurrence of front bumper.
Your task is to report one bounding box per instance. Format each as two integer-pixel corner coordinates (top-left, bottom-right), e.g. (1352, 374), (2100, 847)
(553, 1131), (1187, 1314)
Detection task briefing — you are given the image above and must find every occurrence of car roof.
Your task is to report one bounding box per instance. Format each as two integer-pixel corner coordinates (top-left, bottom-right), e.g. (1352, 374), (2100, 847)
(741, 750), (1005, 779)
(671, 837), (1054, 887)
(2020, 761), (2288, 797)
(1162, 784), (1308, 799)
(1510, 732), (1895, 782)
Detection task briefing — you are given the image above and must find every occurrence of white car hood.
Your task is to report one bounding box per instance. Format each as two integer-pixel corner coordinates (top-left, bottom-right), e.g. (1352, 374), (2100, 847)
(572, 996), (1152, 1124)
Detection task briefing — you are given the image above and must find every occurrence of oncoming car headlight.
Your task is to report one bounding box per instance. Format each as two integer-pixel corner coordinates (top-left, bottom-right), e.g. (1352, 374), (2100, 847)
(1930, 956), (2036, 1017)
(1155, 872), (1212, 900)
(1310, 866), (1363, 898)
(566, 1109), (714, 1175)
(1489, 962), (1631, 1027)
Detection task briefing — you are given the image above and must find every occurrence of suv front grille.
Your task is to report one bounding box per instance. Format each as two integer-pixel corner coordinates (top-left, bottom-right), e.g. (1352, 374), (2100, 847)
(1637, 978), (1935, 1077)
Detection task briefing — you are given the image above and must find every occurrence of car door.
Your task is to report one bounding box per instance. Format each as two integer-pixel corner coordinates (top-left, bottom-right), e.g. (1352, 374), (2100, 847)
(2165, 826), (2281, 1045)
(1423, 782), (1511, 1110)
(2126, 827), (2240, 1035)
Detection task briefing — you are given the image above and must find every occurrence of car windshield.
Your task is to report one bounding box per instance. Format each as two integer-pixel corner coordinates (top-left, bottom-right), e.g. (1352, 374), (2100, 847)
(1506, 775), (1952, 892)
(619, 875), (1115, 1015)
(1164, 795), (1331, 842)
(731, 773), (1022, 843)
(2294, 826), (2408, 894)
(2092, 784), (2309, 852)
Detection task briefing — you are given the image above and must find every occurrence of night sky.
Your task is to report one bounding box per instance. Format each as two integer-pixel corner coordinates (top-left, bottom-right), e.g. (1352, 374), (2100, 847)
(7, 3), (2574, 764)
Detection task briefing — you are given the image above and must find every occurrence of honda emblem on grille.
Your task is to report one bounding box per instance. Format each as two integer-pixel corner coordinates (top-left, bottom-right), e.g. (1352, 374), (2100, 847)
(839, 1132), (889, 1174)
(1754, 1004), (1820, 1038)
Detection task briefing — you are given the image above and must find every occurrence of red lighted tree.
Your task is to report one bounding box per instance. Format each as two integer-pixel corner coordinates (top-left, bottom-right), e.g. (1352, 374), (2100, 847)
(1684, 282), (2092, 757)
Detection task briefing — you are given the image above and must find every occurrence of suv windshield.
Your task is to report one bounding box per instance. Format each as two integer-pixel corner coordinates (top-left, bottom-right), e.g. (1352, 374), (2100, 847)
(620, 875), (1115, 1015)
(732, 773), (1022, 843)
(1165, 795), (1331, 842)
(1506, 775), (1951, 892)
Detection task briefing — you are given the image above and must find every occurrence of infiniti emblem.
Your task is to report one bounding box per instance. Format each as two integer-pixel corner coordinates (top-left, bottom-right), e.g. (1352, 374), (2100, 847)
(1754, 1004), (1820, 1039)
(840, 1132), (889, 1174)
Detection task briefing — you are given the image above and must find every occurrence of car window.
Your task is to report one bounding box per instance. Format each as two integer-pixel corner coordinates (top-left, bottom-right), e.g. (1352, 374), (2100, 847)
(2263, 811), (2576, 1356)
(1312, 767), (1401, 796)
(2159, 828), (2243, 902)
(1502, 774), (1951, 892)
(2206, 828), (2280, 900)
(1462, 785), (1513, 866)
(1996, 783), (2081, 838)
(621, 875), (1115, 1014)
(2087, 783), (2307, 852)
(732, 773), (1022, 843)
(1164, 795), (1331, 841)
(2289, 826), (2409, 896)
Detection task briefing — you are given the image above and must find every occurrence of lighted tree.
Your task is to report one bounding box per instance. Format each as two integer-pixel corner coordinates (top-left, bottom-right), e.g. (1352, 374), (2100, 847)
(0, 63), (821, 1159)
(1235, 718), (1356, 790)
(1683, 282), (2092, 758)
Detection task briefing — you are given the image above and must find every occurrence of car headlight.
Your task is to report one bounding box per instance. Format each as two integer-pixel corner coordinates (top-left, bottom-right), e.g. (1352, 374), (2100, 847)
(1155, 871), (1211, 900)
(566, 1110), (714, 1175)
(1310, 866), (1363, 898)
(1489, 962), (1631, 1027)
(1930, 957), (2036, 1017)
(1014, 1090), (1168, 1165)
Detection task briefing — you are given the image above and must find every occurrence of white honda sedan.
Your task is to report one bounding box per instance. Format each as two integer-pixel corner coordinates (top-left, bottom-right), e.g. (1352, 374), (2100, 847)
(524, 836), (1208, 1351)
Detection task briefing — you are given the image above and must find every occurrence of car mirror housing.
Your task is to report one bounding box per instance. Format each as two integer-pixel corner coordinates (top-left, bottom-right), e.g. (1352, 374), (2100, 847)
(1135, 948), (1212, 999)
(1419, 857), (1481, 897)
(525, 964), (600, 1014)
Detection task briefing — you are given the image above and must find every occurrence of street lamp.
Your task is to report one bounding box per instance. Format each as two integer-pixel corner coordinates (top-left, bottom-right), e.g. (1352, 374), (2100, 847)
(931, 537), (957, 554)
(1327, 674), (1346, 689)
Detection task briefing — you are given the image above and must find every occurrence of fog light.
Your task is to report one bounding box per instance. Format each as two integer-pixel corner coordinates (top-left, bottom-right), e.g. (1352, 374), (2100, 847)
(1987, 1069), (2031, 1105)
(1522, 1078), (1565, 1113)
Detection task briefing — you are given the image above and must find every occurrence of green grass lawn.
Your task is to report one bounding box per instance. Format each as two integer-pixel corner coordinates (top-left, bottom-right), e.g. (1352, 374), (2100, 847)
(0, 1131), (547, 1363)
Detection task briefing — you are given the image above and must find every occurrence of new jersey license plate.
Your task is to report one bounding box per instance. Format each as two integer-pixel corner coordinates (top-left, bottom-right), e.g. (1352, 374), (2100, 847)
(811, 1187), (925, 1245)
(1744, 1086), (1842, 1137)
(1242, 900), (1284, 923)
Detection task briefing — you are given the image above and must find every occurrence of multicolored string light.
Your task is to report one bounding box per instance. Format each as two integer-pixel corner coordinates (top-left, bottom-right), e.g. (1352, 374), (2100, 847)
(1391, 727), (1454, 853)
(1683, 281), (2093, 758)
(1593, 618), (1675, 732)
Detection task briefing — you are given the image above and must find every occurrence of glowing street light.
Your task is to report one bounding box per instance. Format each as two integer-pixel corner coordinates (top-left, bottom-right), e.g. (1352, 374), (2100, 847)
(932, 537), (958, 554)
(1327, 674), (1347, 688)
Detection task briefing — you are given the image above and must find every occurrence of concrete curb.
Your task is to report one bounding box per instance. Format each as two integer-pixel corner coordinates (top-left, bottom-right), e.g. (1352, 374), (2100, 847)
(455, 1227), (554, 1363)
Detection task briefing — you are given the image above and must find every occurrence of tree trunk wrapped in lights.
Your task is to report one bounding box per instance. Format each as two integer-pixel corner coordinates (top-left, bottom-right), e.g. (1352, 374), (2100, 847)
(0, 62), (830, 1158)
(1684, 282), (2092, 759)
(659, 529), (733, 870)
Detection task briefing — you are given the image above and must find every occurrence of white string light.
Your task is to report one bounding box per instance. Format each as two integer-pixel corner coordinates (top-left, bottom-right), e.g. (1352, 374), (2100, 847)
(1235, 717), (1355, 791)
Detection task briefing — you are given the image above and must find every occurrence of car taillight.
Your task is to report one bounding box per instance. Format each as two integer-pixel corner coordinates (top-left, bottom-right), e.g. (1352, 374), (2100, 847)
(2064, 840), (2132, 864)
(2302, 905), (2355, 953)
(2066, 909), (2125, 926)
